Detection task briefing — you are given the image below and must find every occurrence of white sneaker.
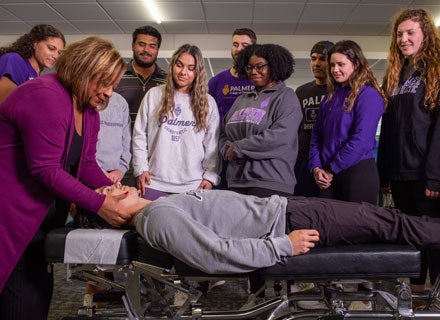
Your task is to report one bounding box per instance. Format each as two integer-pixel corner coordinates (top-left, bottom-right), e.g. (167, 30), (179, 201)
(208, 280), (225, 292)
(291, 282), (327, 309)
(349, 301), (372, 311)
(290, 282), (315, 293)
(83, 293), (94, 307)
(172, 291), (188, 307)
(240, 296), (264, 310)
(296, 300), (328, 310)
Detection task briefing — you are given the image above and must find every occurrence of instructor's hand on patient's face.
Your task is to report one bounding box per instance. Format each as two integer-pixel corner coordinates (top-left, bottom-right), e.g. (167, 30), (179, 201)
(97, 191), (134, 227)
(288, 229), (320, 256)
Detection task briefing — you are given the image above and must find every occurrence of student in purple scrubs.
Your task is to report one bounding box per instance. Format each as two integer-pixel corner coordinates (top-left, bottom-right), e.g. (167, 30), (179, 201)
(0, 24), (65, 103)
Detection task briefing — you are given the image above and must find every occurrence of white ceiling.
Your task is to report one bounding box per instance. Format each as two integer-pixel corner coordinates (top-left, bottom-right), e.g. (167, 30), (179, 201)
(0, 0), (438, 36)
(1, 0), (439, 88)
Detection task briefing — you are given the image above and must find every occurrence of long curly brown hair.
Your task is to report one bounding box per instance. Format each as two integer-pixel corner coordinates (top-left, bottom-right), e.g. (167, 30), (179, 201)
(0, 24), (65, 58)
(383, 8), (440, 112)
(326, 40), (386, 112)
(157, 44), (209, 131)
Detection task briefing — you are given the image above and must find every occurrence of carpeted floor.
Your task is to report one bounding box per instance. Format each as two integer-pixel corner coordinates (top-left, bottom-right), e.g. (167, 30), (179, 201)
(48, 264), (87, 319)
(48, 263), (253, 319)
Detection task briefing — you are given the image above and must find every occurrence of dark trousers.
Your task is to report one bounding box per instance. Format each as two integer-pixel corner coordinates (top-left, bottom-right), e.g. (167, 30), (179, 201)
(0, 202), (67, 320)
(294, 157), (318, 197)
(215, 159), (229, 190)
(121, 166), (136, 187)
(286, 196), (440, 251)
(390, 180), (440, 285)
(317, 158), (379, 205)
(0, 228), (54, 320)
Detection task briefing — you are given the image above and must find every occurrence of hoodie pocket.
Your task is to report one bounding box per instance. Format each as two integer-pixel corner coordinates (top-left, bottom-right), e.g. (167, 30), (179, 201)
(401, 128), (427, 171)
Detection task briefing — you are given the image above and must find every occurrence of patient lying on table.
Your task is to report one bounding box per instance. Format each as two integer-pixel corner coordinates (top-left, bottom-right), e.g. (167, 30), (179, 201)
(94, 184), (440, 274)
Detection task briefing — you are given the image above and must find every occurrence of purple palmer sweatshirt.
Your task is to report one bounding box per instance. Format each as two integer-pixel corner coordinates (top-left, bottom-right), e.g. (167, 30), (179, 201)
(309, 85), (384, 174)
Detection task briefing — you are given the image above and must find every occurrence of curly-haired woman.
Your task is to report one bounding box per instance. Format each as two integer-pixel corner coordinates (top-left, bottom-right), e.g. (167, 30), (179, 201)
(219, 43), (302, 199)
(0, 24), (65, 102)
(132, 44), (220, 200)
(377, 8), (440, 297)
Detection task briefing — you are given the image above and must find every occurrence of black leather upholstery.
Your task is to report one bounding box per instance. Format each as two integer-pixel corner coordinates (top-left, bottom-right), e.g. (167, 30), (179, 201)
(262, 244), (421, 280)
(45, 228), (421, 280)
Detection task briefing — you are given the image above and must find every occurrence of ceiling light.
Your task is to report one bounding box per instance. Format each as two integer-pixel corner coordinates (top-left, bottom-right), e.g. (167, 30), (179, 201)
(436, 17), (440, 27)
(143, 0), (163, 24)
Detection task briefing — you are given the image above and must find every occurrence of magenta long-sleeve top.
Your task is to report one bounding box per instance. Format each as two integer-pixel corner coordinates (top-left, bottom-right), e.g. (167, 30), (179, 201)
(0, 73), (112, 290)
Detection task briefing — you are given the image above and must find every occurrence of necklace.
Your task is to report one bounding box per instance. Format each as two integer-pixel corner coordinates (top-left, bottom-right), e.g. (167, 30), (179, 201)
(135, 73), (152, 93)
(132, 62), (153, 92)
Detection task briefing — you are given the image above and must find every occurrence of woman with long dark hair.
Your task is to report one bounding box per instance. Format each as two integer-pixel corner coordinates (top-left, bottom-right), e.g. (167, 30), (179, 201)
(0, 24), (65, 102)
(310, 40), (386, 204)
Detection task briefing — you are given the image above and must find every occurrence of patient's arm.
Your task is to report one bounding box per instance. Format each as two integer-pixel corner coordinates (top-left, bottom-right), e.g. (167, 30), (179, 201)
(287, 230), (320, 255)
(133, 203), (294, 274)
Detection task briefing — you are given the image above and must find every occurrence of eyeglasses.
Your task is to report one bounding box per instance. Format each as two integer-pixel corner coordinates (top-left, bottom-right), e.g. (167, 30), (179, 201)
(245, 63), (269, 73)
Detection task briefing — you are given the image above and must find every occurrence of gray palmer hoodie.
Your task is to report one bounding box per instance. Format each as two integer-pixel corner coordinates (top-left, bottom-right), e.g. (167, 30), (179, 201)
(134, 189), (292, 274)
(219, 82), (302, 194)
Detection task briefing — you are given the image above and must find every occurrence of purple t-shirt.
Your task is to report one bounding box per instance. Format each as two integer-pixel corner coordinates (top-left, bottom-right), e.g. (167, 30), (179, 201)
(0, 52), (38, 85)
(208, 69), (254, 129)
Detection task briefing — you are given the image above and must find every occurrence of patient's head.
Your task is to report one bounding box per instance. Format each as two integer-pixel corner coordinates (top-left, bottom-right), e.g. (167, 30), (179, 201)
(72, 184), (149, 229)
(97, 183), (138, 197)
(97, 183), (150, 210)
